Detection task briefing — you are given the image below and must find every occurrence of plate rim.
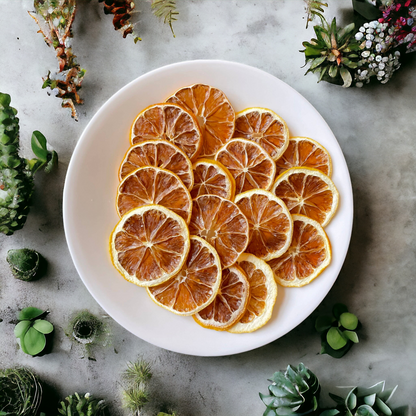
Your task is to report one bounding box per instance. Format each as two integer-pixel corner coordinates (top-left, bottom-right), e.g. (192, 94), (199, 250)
(63, 59), (354, 357)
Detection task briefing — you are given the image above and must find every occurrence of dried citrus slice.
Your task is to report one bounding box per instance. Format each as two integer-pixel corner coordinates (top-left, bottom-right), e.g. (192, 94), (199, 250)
(189, 194), (249, 268)
(194, 265), (250, 330)
(228, 253), (277, 333)
(110, 205), (190, 287)
(131, 103), (202, 162)
(117, 166), (192, 224)
(147, 236), (222, 316)
(235, 189), (293, 261)
(215, 138), (276, 195)
(275, 137), (332, 177)
(191, 159), (236, 200)
(119, 139), (194, 190)
(233, 107), (289, 161)
(271, 167), (339, 227)
(267, 214), (331, 287)
(166, 84), (235, 158)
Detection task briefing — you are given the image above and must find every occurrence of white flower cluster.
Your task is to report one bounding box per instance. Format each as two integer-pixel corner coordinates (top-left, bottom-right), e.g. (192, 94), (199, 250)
(354, 21), (401, 86)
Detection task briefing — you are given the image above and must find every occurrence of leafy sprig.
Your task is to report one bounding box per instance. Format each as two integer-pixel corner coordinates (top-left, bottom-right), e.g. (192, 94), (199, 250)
(151, 0), (178, 37)
(315, 303), (361, 358)
(305, 0), (328, 28)
(14, 307), (54, 356)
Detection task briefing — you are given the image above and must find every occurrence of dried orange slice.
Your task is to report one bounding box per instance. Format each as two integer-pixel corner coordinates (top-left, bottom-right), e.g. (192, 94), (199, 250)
(131, 103), (202, 162)
(117, 166), (192, 224)
(147, 236), (221, 316)
(110, 205), (190, 287)
(194, 265), (250, 330)
(215, 138), (276, 195)
(233, 108), (289, 161)
(119, 139), (194, 190)
(267, 214), (331, 287)
(166, 84), (235, 158)
(271, 167), (339, 227)
(228, 253), (277, 333)
(191, 159), (236, 201)
(235, 189), (293, 261)
(189, 194), (249, 268)
(275, 137), (332, 177)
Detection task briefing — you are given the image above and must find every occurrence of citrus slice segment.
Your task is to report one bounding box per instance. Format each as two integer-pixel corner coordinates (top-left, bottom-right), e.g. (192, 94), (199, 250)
(191, 159), (236, 201)
(215, 138), (276, 195)
(110, 205), (191, 287)
(275, 137), (333, 177)
(131, 103), (203, 162)
(189, 194), (249, 268)
(228, 253), (278, 333)
(117, 166), (192, 224)
(233, 107), (289, 161)
(271, 167), (339, 227)
(119, 139), (194, 190)
(166, 84), (235, 158)
(235, 189), (293, 261)
(147, 236), (222, 316)
(267, 214), (331, 287)
(193, 265), (250, 330)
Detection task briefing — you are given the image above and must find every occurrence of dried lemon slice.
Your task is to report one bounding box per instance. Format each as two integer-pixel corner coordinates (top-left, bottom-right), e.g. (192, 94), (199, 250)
(271, 167), (339, 227)
(267, 214), (331, 287)
(147, 236), (222, 316)
(194, 265), (250, 330)
(228, 253), (277, 333)
(110, 205), (190, 287)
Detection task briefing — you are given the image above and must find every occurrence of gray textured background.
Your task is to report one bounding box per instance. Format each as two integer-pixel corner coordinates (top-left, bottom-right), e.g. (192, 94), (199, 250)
(0, 0), (415, 414)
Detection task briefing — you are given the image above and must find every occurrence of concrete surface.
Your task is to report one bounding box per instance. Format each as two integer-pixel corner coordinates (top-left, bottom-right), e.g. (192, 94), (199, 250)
(0, 0), (415, 414)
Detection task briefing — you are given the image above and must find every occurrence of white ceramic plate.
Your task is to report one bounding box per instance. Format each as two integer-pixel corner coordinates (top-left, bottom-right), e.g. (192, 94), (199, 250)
(63, 60), (353, 357)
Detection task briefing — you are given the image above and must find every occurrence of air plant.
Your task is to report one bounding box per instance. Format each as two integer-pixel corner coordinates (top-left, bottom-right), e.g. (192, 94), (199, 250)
(58, 392), (108, 416)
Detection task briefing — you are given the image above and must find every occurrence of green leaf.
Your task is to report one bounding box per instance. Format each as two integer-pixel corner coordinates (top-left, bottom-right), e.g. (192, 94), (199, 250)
(375, 398), (392, 416)
(14, 320), (31, 338)
(344, 330), (359, 343)
(327, 327), (347, 350)
(44, 150), (58, 173)
(340, 312), (358, 330)
(329, 393), (345, 405)
(31, 131), (48, 162)
(315, 315), (333, 332)
(19, 335), (30, 354)
(352, 0), (383, 20)
(340, 67), (353, 88)
(310, 56), (327, 70)
(332, 303), (348, 319)
(18, 307), (44, 321)
(23, 327), (46, 356)
(347, 391), (357, 410)
(356, 404), (379, 416)
(33, 319), (54, 334)
(329, 65), (338, 78)
(363, 393), (376, 406)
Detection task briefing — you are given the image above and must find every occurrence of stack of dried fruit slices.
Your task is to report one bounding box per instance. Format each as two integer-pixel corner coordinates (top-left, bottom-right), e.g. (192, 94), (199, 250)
(110, 84), (339, 334)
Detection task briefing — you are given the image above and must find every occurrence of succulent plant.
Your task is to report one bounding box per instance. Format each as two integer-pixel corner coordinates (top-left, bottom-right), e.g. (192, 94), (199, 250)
(259, 363), (321, 416)
(0, 93), (57, 235)
(315, 303), (360, 358)
(14, 307), (54, 356)
(320, 381), (398, 416)
(0, 367), (43, 416)
(301, 16), (361, 87)
(58, 392), (107, 416)
(7, 248), (46, 282)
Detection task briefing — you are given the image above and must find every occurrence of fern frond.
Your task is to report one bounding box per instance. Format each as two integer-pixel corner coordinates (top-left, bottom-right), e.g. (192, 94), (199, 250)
(151, 0), (178, 37)
(305, 0), (328, 28)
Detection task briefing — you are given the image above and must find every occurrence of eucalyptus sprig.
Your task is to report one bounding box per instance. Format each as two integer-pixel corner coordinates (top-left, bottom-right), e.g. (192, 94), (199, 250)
(151, 0), (178, 37)
(315, 303), (360, 358)
(14, 307), (54, 356)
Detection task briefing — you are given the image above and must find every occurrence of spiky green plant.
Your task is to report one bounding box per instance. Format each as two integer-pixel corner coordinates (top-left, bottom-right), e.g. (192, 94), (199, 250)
(301, 8), (361, 87)
(260, 363), (321, 416)
(320, 381), (398, 416)
(58, 392), (107, 416)
(0, 368), (42, 416)
(0, 93), (57, 235)
(151, 0), (178, 37)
